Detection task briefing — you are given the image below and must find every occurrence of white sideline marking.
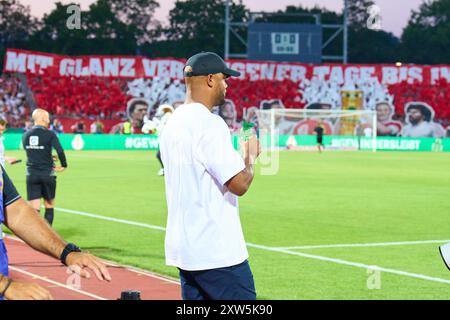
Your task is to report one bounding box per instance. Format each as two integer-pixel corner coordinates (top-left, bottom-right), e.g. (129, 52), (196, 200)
(8, 266), (107, 300)
(246, 243), (450, 285)
(56, 207), (166, 231)
(276, 239), (450, 250)
(55, 207), (450, 286)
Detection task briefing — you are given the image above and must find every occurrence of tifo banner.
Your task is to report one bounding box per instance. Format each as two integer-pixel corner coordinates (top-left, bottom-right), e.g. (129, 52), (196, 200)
(3, 133), (450, 152)
(4, 49), (450, 84)
(3, 49), (450, 139)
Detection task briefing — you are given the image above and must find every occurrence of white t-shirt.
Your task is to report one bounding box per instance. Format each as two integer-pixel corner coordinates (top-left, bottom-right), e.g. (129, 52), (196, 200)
(160, 103), (248, 271)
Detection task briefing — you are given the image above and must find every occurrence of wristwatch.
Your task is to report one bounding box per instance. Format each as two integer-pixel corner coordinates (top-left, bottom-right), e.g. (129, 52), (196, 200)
(60, 243), (81, 266)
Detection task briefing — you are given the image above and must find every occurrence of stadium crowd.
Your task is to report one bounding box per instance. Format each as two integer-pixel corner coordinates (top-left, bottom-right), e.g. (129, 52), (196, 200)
(0, 74), (32, 128)
(27, 75), (129, 120)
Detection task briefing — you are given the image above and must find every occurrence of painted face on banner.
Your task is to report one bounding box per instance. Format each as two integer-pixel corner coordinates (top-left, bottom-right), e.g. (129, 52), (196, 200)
(407, 108), (425, 125)
(376, 103), (393, 122)
(132, 103), (148, 122)
(219, 100), (237, 127)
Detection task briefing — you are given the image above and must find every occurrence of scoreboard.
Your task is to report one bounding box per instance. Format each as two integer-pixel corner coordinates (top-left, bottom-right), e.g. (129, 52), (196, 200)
(247, 23), (322, 63)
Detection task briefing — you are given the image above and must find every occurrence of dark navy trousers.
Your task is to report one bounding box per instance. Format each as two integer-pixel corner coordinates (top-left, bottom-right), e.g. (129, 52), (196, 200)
(178, 260), (256, 300)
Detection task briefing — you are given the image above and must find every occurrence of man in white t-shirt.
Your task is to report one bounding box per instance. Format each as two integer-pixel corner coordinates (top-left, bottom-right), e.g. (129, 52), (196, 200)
(160, 52), (261, 300)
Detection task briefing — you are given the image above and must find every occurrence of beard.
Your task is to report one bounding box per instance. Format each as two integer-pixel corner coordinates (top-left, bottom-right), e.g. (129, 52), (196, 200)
(215, 91), (226, 107)
(409, 117), (421, 125)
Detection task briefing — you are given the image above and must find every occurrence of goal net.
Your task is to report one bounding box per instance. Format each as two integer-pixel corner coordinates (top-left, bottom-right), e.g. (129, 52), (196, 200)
(255, 108), (377, 152)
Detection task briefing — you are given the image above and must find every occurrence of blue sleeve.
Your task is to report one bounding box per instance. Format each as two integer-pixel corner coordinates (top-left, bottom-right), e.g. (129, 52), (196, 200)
(2, 167), (21, 207)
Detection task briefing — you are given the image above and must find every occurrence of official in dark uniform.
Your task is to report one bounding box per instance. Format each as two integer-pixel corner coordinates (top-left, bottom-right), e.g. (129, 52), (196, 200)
(314, 120), (325, 153)
(22, 109), (67, 226)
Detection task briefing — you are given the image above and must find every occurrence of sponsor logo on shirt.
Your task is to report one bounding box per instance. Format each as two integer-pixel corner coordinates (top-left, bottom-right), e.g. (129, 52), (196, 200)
(26, 136), (44, 149)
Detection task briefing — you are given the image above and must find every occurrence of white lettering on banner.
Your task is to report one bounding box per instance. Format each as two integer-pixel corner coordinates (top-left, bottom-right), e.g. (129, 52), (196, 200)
(345, 66), (360, 83)
(125, 138), (133, 149)
(26, 54), (37, 73)
(142, 60), (184, 79)
(84, 60), (91, 76)
(60, 59), (74, 76)
(81, 59), (91, 76)
(409, 67), (423, 83)
(381, 66), (424, 85)
(375, 139), (421, 150)
(119, 59), (136, 77)
(276, 64), (290, 81)
(3, 49), (449, 84)
(330, 66), (344, 84)
(125, 137), (160, 149)
(158, 60), (171, 78)
(260, 64), (276, 81)
(398, 67), (409, 83)
(37, 56), (54, 73)
(313, 66), (330, 81)
(330, 138), (357, 148)
(230, 62), (246, 80)
(90, 58), (103, 76)
(290, 65), (307, 82)
(61, 58), (91, 76)
(246, 63), (260, 81)
(428, 66), (450, 84)
(382, 67), (398, 84)
(6, 52), (27, 72)
(103, 58), (120, 77)
(360, 67), (377, 82)
(330, 138), (422, 151)
(439, 67), (450, 82)
(431, 67), (441, 84)
(142, 59), (157, 77)
(170, 61), (184, 79)
(133, 138), (142, 149)
(5, 52), (54, 74)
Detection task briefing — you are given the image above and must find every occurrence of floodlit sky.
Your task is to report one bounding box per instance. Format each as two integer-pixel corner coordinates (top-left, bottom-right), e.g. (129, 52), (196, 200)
(20, 0), (424, 37)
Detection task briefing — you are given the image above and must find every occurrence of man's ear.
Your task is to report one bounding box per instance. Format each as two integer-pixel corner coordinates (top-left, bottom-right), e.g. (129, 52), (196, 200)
(206, 74), (214, 88)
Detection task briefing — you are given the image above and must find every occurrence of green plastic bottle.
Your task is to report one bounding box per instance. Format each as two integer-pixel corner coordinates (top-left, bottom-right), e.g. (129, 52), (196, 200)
(240, 121), (255, 141)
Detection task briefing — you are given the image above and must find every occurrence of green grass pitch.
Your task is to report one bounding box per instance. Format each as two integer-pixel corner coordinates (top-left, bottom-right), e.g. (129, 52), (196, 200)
(3, 150), (450, 299)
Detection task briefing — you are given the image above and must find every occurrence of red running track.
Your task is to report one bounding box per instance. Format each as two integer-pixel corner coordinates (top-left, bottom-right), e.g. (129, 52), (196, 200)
(4, 236), (181, 300)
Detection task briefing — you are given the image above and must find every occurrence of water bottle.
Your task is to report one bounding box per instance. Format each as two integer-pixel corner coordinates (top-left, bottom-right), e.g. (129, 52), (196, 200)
(240, 122), (255, 141)
(238, 122), (255, 158)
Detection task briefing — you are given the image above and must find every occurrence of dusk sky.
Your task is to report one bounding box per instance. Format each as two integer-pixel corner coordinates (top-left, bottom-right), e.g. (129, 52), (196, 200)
(20, 0), (424, 37)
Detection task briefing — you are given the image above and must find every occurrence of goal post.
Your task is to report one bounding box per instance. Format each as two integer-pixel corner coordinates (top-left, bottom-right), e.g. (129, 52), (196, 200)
(255, 108), (378, 152)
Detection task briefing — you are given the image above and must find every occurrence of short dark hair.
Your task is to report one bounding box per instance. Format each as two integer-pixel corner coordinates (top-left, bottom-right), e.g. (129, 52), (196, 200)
(407, 103), (432, 122)
(0, 118), (7, 126)
(127, 98), (149, 118)
(261, 99), (282, 110)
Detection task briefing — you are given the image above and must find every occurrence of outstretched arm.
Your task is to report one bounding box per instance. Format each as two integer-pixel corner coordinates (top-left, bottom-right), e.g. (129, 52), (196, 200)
(5, 198), (67, 260)
(4, 198), (111, 282)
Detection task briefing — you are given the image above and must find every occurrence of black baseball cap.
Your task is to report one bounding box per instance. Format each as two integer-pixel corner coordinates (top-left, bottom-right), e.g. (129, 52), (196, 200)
(184, 52), (241, 78)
